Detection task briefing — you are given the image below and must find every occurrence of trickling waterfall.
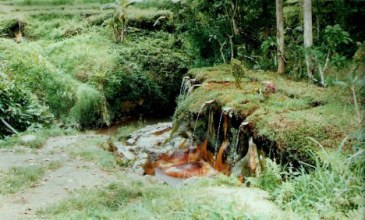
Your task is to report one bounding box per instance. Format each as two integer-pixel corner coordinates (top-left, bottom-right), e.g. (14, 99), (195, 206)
(179, 76), (191, 97)
(232, 127), (241, 164)
(214, 111), (224, 166)
(231, 121), (248, 165)
(192, 103), (206, 137)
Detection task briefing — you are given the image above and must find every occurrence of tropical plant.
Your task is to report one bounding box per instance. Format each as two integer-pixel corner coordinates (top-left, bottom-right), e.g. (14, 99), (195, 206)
(310, 25), (352, 86)
(230, 58), (245, 88)
(102, 0), (136, 42)
(334, 65), (364, 123)
(260, 36), (277, 69)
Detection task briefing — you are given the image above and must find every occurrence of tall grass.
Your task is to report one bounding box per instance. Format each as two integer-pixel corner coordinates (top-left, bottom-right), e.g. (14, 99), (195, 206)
(0, 38), (111, 128)
(11, 0), (112, 6)
(250, 137), (365, 219)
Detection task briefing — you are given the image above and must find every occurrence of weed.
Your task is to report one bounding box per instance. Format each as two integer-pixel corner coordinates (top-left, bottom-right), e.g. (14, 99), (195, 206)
(67, 140), (117, 170)
(0, 166), (45, 194)
(47, 161), (63, 171)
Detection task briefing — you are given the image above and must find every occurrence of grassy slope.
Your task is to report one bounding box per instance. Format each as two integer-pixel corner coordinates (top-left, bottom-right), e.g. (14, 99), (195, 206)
(175, 65), (359, 161)
(0, 2), (189, 130)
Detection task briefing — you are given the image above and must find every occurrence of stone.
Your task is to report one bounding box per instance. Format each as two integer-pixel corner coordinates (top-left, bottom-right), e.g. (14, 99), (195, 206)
(113, 142), (136, 161)
(20, 135), (37, 143)
(126, 137), (137, 145)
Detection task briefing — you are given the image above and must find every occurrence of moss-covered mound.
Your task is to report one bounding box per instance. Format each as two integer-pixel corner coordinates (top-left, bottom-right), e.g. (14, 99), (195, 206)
(174, 65), (359, 163)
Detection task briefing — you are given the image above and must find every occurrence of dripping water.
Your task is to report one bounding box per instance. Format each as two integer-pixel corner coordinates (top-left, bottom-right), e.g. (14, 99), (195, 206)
(231, 121), (248, 165)
(192, 103), (206, 137)
(232, 127), (241, 164)
(179, 76), (190, 97)
(214, 111), (224, 166)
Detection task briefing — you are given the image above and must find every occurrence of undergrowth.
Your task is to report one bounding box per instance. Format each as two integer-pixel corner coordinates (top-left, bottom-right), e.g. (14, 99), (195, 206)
(249, 137), (365, 219)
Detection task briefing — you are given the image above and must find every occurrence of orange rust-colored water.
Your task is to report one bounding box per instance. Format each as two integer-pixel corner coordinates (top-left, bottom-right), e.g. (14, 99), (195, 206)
(150, 138), (231, 180)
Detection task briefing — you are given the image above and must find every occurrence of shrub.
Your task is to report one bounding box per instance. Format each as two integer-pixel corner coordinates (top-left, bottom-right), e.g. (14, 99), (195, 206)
(0, 75), (53, 138)
(230, 58), (245, 88)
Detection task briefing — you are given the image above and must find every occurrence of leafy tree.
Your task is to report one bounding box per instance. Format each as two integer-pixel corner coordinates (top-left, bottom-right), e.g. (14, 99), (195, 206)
(171, 0), (275, 66)
(309, 25), (352, 86)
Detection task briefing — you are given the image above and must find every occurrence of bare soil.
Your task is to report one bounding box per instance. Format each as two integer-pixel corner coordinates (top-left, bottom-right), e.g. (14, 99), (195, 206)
(0, 135), (116, 219)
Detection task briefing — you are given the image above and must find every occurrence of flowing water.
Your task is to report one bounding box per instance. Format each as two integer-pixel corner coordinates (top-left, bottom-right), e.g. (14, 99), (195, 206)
(214, 112), (224, 166)
(192, 103), (206, 137)
(232, 127), (241, 164)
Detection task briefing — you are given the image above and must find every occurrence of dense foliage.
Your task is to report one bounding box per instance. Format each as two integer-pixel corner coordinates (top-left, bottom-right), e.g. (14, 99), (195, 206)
(0, 74), (53, 137)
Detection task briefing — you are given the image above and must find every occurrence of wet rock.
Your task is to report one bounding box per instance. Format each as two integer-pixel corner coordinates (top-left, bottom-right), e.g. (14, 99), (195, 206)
(231, 137), (259, 177)
(113, 142), (136, 161)
(176, 122), (192, 138)
(126, 138), (137, 145)
(133, 167), (146, 175)
(20, 134), (36, 143)
(165, 136), (192, 150)
(127, 122), (172, 148)
(132, 157), (149, 175)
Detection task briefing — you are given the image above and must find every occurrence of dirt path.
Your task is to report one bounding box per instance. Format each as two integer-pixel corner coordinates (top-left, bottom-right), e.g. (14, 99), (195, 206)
(0, 135), (116, 219)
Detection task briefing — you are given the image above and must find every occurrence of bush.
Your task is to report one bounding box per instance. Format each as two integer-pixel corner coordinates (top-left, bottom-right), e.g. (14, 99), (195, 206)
(70, 85), (110, 128)
(0, 75), (53, 138)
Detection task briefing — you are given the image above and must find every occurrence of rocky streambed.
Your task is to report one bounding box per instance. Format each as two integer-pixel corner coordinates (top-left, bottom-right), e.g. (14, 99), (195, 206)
(106, 118), (261, 185)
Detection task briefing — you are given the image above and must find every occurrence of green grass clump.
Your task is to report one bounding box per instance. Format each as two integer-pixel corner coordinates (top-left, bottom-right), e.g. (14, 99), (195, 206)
(0, 166), (45, 194)
(0, 39), (77, 116)
(67, 139), (117, 170)
(0, 74), (54, 138)
(45, 33), (116, 80)
(70, 85), (110, 128)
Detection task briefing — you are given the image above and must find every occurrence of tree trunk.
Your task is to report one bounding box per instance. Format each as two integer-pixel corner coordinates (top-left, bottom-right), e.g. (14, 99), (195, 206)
(229, 35), (234, 61)
(0, 118), (19, 134)
(218, 41), (227, 64)
(276, 0), (285, 74)
(303, 0), (313, 79)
